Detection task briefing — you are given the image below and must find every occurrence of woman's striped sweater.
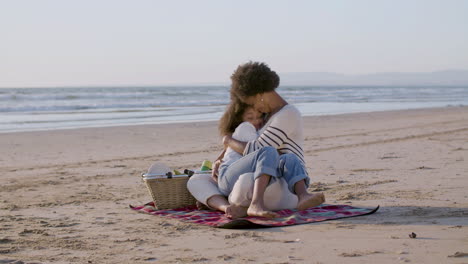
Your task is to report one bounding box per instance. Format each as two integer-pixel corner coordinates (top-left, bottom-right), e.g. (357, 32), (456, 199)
(243, 104), (305, 164)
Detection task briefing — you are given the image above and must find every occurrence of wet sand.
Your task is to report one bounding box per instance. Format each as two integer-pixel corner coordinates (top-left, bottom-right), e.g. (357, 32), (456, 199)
(1, 106), (467, 263)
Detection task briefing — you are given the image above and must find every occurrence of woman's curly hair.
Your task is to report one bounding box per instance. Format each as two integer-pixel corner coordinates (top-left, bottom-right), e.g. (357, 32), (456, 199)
(230, 61), (280, 100)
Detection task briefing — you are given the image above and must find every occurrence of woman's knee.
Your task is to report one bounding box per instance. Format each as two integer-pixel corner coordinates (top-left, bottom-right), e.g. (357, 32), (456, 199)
(229, 173), (254, 207)
(186, 174), (200, 193)
(236, 173), (254, 189)
(187, 173), (223, 204)
(187, 173), (213, 193)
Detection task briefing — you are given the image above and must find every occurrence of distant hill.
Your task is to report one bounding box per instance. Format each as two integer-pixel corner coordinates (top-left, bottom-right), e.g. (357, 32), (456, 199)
(279, 70), (468, 86)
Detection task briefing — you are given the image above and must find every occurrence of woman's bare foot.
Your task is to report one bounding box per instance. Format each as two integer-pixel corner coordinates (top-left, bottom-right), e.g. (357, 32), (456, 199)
(297, 192), (325, 210)
(196, 201), (210, 210)
(247, 203), (279, 218)
(225, 204), (248, 219)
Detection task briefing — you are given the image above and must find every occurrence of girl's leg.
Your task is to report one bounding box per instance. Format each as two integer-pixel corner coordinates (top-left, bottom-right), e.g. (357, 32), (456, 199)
(218, 146), (280, 217)
(278, 154), (325, 210)
(229, 173), (298, 211)
(247, 174), (280, 218)
(294, 179), (325, 210)
(218, 146), (279, 196)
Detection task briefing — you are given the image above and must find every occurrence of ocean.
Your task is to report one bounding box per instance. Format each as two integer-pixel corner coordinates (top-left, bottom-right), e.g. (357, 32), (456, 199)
(1, 86), (467, 133)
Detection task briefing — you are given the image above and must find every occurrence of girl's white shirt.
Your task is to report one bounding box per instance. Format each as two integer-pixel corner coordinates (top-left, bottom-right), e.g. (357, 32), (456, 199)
(221, 121), (259, 167)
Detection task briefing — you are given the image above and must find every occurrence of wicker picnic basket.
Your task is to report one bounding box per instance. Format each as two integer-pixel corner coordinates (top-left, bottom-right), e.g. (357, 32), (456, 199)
(141, 163), (208, 210)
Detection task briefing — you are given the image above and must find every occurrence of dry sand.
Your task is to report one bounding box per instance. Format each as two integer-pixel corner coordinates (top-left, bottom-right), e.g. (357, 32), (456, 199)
(1, 106), (467, 264)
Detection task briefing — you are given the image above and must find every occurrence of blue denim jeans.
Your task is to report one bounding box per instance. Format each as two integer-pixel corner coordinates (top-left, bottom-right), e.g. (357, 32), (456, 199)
(218, 146), (310, 196)
(277, 153), (310, 193)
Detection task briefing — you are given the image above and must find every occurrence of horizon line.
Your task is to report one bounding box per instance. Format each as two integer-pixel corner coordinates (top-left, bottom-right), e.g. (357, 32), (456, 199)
(1, 69), (467, 89)
(2, 84), (468, 89)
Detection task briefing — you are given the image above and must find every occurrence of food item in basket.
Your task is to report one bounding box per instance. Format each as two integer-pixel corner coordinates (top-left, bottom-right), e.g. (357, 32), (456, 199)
(200, 160), (212, 171)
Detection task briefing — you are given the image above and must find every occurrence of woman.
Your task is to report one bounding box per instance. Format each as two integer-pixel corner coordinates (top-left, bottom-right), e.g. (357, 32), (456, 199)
(187, 61), (324, 219)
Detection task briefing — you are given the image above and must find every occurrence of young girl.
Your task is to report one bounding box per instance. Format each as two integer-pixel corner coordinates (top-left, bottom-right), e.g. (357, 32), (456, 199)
(218, 101), (264, 171)
(214, 100), (284, 217)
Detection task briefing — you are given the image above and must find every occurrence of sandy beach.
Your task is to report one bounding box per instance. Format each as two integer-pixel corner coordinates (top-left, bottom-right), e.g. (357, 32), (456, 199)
(1, 106), (467, 264)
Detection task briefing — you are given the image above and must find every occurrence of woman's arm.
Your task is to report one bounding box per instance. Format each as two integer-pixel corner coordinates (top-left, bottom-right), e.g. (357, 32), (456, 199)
(243, 106), (302, 158)
(223, 135), (247, 154)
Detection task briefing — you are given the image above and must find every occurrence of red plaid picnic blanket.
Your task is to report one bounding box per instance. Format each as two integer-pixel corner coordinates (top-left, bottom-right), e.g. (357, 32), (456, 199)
(130, 202), (379, 228)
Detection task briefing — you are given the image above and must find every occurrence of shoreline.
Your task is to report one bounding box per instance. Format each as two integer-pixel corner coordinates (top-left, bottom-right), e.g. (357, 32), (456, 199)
(1, 106), (467, 263)
(1, 104), (465, 135)
(2, 106), (467, 170)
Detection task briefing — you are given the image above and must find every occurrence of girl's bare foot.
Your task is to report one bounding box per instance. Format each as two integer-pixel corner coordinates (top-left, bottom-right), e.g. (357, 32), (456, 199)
(297, 192), (325, 210)
(225, 204), (248, 219)
(247, 203), (279, 218)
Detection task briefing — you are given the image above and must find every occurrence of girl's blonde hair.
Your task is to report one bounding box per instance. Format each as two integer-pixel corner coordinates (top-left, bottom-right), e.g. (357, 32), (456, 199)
(218, 98), (250, 136)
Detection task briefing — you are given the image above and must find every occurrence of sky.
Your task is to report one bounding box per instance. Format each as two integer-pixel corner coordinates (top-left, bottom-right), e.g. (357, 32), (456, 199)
(1, 0), (467, 87)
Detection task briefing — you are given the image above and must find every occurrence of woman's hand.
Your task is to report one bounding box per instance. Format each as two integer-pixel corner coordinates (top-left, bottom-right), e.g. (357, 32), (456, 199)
(211, 159), (222, 182)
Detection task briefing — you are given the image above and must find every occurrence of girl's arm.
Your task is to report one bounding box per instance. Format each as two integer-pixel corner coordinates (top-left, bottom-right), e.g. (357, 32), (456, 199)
(215, 149), (226, 162)
(211, 149), (226, 182)
(222, 122), (258, 155)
